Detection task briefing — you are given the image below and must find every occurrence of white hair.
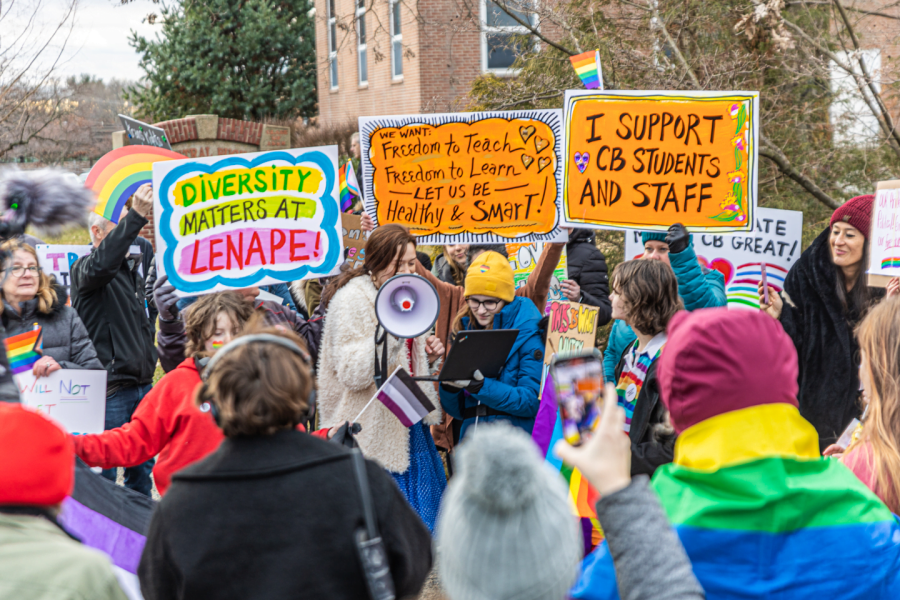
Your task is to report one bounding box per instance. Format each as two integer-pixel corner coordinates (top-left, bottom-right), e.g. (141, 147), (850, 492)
(88, 212), (114, 243)
(350, 132), (360, 144)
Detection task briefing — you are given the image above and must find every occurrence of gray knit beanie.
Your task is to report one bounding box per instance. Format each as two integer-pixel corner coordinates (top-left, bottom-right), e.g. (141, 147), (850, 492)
(436, 423), (582, 600)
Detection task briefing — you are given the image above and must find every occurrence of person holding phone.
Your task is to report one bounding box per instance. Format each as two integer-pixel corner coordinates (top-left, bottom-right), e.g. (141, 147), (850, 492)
(609, 259), (682, 476)
(439, 251), (545, 439)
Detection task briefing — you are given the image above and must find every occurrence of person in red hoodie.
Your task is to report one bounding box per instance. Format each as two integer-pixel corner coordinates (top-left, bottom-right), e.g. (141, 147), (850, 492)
(73, 291), (256, 496)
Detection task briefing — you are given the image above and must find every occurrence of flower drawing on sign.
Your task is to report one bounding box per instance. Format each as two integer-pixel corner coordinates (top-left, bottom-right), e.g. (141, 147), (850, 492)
(712, 103), (750, 224)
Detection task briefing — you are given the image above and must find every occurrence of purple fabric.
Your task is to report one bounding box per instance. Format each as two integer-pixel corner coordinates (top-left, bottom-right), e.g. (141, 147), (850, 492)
(59, 496), (146, 574)
(531, 369), (557, 456)
(378, 391), (415, 427)
(581, 517), (595, 555)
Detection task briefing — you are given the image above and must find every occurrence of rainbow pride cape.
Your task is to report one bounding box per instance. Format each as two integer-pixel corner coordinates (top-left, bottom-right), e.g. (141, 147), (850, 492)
(85, 145), (184, 224)
(570, 403), (900, 599)
(339, 162), (361, 212)
(570, 50), (603, 90)
(5, 327), (42, 375)
(533, 370), (603, 553)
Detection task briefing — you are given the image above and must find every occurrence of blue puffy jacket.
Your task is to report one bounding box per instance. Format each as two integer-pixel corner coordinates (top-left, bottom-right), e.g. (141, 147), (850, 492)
(439, 296), (544, 439)
(603, 242), (726, 381)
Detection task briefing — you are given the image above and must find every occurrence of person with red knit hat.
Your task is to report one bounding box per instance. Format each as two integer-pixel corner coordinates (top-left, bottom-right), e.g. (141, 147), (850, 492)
(0, 404), (127, 599)
(760, 194), (892, 450)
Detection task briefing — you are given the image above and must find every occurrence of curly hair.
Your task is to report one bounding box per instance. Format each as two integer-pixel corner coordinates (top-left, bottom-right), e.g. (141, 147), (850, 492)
(611, 259), (682, 336)
(183, 291), (255, 359)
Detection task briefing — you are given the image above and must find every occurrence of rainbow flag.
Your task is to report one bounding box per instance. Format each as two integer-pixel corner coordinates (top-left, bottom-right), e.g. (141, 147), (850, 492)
(570, 403), (900, 599)
(339, 162), (361, 213)
(882, 257), (900, 269)
(533, 370), (603, 553)
(570, 50), (603, 90)
(84, 145), (184, 223)
(5, 327), (42, 375)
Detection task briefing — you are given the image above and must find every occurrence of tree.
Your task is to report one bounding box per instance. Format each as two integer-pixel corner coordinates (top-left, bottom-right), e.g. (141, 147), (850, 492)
(126, 0), (317, 122)
(462, 0), (900, 240)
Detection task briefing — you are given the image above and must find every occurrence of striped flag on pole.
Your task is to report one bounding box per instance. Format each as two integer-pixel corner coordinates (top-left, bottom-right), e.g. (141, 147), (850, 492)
(375, 367), (435, 427)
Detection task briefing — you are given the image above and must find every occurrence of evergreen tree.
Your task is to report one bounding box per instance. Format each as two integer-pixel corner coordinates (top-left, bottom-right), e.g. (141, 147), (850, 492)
(127, 0), (316, 121)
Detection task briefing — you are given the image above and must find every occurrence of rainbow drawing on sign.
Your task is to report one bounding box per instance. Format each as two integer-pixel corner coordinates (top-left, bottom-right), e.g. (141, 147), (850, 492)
(5, 327), (42, 375)
(339, 162), (360, 212)
(85, 145), (184, 224)
(725, 262), (787, 308)
(569, 50), (602, 89)
(882, 257), (900, 269)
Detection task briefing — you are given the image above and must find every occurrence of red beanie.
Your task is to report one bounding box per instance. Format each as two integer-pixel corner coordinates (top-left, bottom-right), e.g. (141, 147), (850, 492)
(0, 404), (74, 506)
(657, 308), (798, 433)
(830, 194), (874, 239)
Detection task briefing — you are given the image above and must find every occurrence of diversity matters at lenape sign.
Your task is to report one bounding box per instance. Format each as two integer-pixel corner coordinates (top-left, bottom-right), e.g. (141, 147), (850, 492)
(563, 90), (759, 232)
(152, 146), (345, 296)
(360, 111), (566, 244)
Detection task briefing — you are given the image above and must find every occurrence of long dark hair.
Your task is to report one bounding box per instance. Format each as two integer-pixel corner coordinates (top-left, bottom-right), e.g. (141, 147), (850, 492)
(833, 236), (874, 319)
(320, 224), (417, 310)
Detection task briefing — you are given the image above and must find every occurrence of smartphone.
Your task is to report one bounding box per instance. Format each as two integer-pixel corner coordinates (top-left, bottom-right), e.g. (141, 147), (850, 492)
(550, 349), (604, 446)
(761, 263), (769, 305)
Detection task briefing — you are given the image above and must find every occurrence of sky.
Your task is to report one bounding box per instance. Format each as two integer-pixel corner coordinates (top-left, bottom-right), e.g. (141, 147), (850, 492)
(2, 0), (160, 83)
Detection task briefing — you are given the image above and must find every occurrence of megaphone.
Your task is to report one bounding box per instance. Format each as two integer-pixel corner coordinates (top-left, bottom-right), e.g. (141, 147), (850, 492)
(374, 274), (440, 339)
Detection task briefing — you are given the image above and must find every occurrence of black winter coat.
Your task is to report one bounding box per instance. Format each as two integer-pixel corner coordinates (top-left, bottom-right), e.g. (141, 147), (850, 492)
(778, 228), (884, 450)
(70, 210), (157, 389)
(614, 347), (675, 477)
(2, 281), (102, 371)
(138, 429), (433, 600)
(566, 229), (612, 326)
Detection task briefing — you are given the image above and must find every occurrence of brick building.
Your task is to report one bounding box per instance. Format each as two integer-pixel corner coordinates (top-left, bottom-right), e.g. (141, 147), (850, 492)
(314, 0), (543, 124)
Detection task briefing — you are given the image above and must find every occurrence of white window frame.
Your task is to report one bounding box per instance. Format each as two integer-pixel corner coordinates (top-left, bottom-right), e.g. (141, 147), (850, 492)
(357, 0), (368, 86)
(327, 0), (338, 90)
(390, 0), (403, 80)
(480, 0), (536, 76)
(829, 49), (882, 146)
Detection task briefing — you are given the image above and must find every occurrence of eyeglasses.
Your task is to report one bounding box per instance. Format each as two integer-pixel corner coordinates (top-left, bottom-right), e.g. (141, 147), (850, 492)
(466, 297), (501, 312)
(4, 266), (41, 278)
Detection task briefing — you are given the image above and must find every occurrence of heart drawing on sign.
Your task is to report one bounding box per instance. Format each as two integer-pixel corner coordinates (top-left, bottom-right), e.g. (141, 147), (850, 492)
(574, 152), (590, 173)
(534, 136), (549, 153)
(521, 154), (535, 169)
(537, 157), (551, 173)
(697, 256), (734, 285)
(520, 125), (536, 144)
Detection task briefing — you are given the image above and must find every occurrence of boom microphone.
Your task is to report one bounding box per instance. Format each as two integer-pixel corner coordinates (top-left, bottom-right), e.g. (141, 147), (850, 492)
(0, 168), (94, 240)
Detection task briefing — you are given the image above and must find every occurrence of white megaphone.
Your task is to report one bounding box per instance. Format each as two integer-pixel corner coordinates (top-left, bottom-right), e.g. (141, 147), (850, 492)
(374, 274), (440, 339)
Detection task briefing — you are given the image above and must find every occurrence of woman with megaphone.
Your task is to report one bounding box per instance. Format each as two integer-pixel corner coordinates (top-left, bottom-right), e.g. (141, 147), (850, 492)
(439, 251), (545, 440)
(318, 224), (447, 531)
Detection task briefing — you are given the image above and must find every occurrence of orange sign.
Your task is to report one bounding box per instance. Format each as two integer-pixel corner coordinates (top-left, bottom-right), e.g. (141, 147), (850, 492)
(360, 111), (564, 243)
(563, 91), (758, 232)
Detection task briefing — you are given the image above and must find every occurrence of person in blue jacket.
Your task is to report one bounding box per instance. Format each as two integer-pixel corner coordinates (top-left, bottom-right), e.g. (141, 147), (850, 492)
(440, 251), (544, 440)
(603, 223), (726, 381)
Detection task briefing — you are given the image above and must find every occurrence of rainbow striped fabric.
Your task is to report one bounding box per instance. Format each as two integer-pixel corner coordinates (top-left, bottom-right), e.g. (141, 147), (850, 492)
(533, 370), (603, 553)
(881, 257), (900, 269)
(570, 50), (602, 90)
(5, 327), (42, 375)
(339, 162), (361, 212)
(615, 340), (664, 433)
(571, 403), (900, 599)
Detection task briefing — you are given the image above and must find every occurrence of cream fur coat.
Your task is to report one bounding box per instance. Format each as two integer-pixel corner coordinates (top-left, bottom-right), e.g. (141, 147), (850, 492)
(317, 275), (441, 473)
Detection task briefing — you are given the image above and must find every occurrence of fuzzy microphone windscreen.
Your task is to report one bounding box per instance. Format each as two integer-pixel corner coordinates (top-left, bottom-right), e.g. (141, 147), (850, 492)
(0, 168), (95, 237)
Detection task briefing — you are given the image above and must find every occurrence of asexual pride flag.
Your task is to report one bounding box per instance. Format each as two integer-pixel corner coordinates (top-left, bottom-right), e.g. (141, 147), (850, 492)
(374, 367), (435, 427)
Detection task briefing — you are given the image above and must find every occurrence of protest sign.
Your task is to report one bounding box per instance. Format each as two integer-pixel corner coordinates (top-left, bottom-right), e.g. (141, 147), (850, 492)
(544, 300), (600, 365)
(119, 114), (173, 150)
(342, 213), (367, 270)
(359, 110), (565, 244)
(152, 146), (344, 296)
(17, 369), (107, 434)
(624, 207), (802, 308)
(866, 180), (900, 287)
(36, 245), (142, 301)
(563, 90), (759, 232)
(506, 242), (567, 304)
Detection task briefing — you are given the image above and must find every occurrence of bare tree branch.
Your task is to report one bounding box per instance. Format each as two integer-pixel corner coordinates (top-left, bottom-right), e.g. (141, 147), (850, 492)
(760, 134), (840, 208)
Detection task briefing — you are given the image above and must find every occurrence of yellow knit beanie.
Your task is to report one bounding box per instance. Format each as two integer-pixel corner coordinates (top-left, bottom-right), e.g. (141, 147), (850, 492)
(465, 251), (515, 303)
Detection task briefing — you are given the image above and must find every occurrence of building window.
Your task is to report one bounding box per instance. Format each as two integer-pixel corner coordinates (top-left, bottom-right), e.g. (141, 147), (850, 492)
(481, 0), (536, 74)
(327, 0), (338, 89)
(830, 49), (881, 145)
(357, 0), (368, 85)
(390, 0), (402, 79)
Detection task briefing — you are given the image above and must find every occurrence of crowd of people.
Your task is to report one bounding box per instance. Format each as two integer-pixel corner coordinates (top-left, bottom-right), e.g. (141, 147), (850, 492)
(2, 169), (900, 600)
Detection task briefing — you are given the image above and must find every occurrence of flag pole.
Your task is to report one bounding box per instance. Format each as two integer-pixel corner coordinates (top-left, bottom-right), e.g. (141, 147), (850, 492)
(353, 396), (378, 424)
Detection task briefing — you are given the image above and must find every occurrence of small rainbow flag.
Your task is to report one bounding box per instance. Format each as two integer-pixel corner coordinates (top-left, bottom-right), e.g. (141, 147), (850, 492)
(339, 162), (361, 213)
(882, 257), (900, 268)
(5, 327), (42, 375)
(84, 145), (184, 224)
(569, 50), (603, 90)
